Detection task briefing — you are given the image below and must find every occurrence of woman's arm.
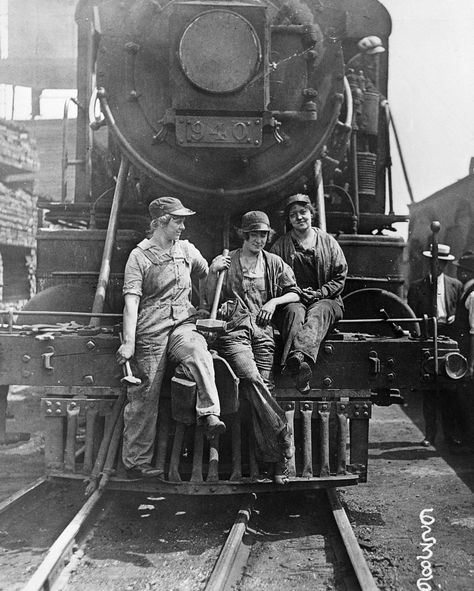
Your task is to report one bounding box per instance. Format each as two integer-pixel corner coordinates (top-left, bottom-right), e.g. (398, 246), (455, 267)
(256, 291), (300, 327)
(116, 293), (140, 363)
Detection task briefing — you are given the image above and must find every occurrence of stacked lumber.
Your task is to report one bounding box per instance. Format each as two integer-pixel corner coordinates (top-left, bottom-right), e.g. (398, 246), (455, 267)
(0, 181), (37, 248)
(0, 119), (40, 176)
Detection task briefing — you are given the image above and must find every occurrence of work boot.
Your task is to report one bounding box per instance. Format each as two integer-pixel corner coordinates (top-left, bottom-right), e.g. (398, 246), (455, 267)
(126, 464), (164, 480)
(286, 352), (312, 392)
(205, 414), (226, 438)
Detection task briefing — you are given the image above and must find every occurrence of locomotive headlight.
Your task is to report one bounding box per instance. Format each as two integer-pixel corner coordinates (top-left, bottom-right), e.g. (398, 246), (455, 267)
(179, 9), (262, 94)
(442, 352), (468, 380)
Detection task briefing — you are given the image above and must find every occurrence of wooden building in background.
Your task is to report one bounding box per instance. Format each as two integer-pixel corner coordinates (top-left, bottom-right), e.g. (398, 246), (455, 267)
(0, 0), (77, 305)
(407, 163), (474, 285)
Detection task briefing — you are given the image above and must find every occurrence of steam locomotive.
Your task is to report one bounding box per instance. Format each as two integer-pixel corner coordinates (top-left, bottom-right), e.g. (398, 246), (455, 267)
(0, 0), (467, 494)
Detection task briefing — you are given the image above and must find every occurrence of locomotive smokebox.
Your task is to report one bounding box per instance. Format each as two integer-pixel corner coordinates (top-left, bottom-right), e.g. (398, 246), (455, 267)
(95, 0), (344, 214)
(170, 4), (268, 110)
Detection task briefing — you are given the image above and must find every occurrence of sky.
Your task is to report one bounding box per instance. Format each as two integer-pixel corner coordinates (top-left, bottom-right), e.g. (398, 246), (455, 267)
(380, 0), (474, 214)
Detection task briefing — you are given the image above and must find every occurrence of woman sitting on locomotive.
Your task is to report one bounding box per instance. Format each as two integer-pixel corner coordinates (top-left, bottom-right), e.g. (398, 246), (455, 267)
(208, 211), (298, 483)
(271, 194), (348, 391)
(116, 196), (225, 480)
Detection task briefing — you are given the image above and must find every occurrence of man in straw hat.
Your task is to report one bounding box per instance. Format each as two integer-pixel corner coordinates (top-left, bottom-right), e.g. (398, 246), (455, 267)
(116, 196), (225, 480)
(408, 243), (460, 326)
(407, 243), (463, 449)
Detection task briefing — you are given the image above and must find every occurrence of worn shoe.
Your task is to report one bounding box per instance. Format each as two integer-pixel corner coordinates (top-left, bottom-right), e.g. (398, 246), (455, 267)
(286, 352), (312, 392)
(286, 352), (304, 376)
(205, 414), (226, 437)
(126, 464), (164, 480)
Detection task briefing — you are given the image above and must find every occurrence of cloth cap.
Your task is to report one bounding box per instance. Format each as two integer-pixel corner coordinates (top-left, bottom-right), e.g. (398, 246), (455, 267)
(284, 193), (312, 210)
(241, 211), (271, 232)
(453, 251), (474, 273)
(357, 35), (385, 55)
(422, 243), (455, 261)
(149, 196), (195, 219)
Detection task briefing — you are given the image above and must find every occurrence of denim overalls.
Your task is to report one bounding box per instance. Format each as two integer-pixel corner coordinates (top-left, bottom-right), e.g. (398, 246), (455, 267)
(122, 239), (220, 469)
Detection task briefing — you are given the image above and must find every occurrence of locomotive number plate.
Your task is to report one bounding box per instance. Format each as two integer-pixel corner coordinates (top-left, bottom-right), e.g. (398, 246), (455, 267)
(175, 116), (262, 148)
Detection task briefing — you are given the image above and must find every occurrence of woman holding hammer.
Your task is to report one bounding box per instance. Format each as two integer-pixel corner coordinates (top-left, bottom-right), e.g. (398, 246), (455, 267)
(116, 196), (225, 480)
(208, 211), (299, 483)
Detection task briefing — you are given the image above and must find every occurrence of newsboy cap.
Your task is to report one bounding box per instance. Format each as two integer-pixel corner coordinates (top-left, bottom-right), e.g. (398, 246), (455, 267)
(454, 251), (474, 273)
(284, 193), (312, 210)
(148, 196), (195, 219)
(241, 211), (271, 232)
(422, 243), (455, 261)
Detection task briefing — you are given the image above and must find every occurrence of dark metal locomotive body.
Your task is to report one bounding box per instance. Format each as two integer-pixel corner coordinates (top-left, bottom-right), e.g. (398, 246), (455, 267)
(0, 0), (467, 493)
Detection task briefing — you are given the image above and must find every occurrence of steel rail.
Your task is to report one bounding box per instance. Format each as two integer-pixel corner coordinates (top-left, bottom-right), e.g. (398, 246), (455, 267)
(0, 476), (47, 516)
(205, 493), (255, 591)
(327, 488), (379, 591)
(21, 488), (104, 591)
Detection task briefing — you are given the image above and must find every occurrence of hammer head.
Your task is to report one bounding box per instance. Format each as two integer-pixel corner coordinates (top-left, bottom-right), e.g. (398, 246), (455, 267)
(121, 375), (142, 386)
(196, 318), (227, 333)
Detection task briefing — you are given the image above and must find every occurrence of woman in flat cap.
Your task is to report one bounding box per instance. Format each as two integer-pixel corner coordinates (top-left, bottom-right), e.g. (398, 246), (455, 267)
(208, 211), (298, 483)
(116, 196), (225, 480)
(271, 194), (347, 391)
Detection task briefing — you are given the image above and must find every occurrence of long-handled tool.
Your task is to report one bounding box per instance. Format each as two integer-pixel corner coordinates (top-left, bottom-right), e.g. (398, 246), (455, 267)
(196, 248), (229, 334)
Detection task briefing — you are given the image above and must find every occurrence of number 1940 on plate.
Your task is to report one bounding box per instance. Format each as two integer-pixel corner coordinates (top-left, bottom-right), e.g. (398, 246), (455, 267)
(175, 116), (263, 148)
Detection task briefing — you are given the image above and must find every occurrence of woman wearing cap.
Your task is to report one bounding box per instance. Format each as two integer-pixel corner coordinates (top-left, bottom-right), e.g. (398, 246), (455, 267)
(116, 196), (224, 480)
(270, 194), (347, 391)
(208, 210), (299, 483)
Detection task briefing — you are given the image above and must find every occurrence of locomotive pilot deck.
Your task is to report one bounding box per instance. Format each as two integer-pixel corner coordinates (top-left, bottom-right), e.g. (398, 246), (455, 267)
(0, 317), (466, 494)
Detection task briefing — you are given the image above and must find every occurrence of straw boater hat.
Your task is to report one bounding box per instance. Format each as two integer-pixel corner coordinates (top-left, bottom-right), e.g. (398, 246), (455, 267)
(422, 243), (455, 261)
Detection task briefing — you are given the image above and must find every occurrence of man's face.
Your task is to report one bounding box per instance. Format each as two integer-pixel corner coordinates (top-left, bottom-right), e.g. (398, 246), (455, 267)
(164, 215), (185, 241)
(436, 260), (448, 276)
(288, 204), (312, 232)
(457, 267), (474, 285)
(245, 231), (268, 254)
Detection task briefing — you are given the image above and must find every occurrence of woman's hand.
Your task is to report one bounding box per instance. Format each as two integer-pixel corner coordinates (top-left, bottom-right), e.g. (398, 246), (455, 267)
(256, 300), (277, 327)
(196, 308), (210, 319)
(301, 287), (319, 306)
(210, 254), (231, 273)
(116, 342), (135, 364)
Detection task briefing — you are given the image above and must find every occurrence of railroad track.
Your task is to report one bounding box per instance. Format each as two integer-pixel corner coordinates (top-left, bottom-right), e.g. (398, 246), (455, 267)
(0, 482), (379, 590)
(206, 490), (378, 591)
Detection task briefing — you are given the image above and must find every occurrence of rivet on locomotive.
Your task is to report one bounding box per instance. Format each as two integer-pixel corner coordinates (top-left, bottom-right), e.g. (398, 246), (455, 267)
(0, 0), (467, 494)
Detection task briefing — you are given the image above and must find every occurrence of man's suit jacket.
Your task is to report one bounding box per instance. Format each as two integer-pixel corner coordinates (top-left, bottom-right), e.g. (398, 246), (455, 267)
(407, 274), (462, 322)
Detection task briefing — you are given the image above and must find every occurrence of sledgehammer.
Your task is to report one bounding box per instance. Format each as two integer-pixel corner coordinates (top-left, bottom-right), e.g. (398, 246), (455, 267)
(119, 333), (142, 385)
(196, 248), (229, 334)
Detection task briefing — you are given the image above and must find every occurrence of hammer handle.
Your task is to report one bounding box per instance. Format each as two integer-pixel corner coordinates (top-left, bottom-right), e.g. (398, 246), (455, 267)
(210, 248), (229, 319)
(119, 332), (141, 383)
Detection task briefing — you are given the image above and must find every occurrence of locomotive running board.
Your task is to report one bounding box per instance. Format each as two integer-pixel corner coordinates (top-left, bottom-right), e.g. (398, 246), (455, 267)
(48, 472), (358, 495)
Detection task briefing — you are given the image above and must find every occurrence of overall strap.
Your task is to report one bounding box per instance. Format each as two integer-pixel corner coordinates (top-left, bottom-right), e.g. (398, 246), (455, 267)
(136, 243), (163, 266)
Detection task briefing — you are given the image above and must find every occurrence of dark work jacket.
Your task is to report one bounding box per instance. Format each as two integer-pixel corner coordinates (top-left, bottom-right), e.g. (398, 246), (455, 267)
(270, 228), (347, 308)
(407, 274), (462, 330)
(453, 279), (474, 355)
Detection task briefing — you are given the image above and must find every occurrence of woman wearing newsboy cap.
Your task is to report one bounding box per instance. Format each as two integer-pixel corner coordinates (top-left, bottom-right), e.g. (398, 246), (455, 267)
(207, 211), (299, 483)
(116, 196), (224, 480)
(271, 194), (348, 391)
